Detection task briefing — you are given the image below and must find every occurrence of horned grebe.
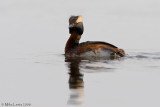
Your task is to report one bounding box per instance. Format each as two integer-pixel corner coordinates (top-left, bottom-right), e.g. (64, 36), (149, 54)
(65, 16), (125, 59)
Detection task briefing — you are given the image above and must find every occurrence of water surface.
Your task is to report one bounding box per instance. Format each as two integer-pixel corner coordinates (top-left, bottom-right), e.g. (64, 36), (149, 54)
(64, 49), (160, 106)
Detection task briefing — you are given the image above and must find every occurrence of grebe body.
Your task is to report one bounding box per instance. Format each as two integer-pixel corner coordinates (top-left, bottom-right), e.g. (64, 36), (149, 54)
(65, 16), (125, 59)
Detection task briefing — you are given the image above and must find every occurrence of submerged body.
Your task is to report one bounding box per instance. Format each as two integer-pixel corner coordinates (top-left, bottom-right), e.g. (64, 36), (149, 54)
(65, 16), (125, 59)
(68, 42), (124, 57)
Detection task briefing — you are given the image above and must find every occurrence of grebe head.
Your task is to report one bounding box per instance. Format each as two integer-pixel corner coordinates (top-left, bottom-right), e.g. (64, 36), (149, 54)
(69, 16), (84, 35)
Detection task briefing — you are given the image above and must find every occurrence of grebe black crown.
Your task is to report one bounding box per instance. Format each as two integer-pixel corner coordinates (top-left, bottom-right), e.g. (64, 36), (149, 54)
(69, 16), (84, 35)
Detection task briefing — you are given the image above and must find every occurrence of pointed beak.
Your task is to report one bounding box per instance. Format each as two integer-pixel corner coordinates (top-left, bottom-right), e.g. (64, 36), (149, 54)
(69, 24), (73, 29)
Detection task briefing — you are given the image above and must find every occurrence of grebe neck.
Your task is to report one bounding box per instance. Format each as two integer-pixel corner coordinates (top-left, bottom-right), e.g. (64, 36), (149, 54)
(65, 32), (81, 54)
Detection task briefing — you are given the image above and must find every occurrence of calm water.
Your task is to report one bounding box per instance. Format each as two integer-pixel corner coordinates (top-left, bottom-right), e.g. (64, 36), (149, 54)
(0, 0), (160, 107)
(1, 49), (160, 107)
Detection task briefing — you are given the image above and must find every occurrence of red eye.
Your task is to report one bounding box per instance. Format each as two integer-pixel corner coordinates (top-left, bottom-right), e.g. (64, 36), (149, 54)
(73, 22), (77, 25)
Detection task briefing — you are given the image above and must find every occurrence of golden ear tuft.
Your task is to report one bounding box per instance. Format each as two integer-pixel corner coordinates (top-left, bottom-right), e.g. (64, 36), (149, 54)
(76, 16), (83, 23)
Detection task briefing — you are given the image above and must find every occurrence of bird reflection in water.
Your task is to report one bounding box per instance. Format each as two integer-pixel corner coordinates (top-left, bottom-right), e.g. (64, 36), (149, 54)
(65, 57), (117, 105)
(65, 57), (84, 105)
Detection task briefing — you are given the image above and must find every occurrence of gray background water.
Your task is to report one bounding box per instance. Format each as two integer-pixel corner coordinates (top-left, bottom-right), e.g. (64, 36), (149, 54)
(0, 0), (160, 107)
